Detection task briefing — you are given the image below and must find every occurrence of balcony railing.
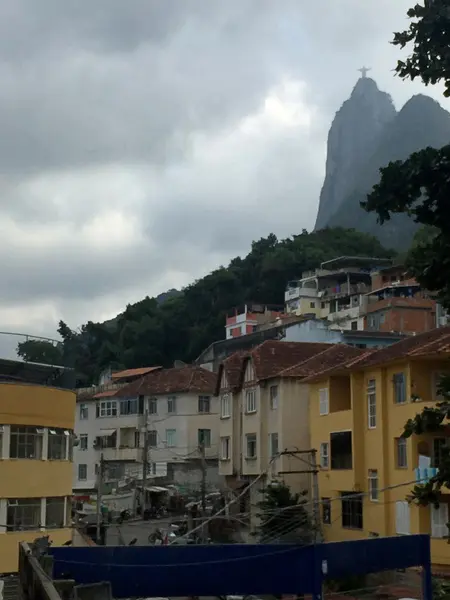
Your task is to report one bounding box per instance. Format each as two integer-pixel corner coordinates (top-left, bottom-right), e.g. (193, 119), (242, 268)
(415, 466), (439, 483)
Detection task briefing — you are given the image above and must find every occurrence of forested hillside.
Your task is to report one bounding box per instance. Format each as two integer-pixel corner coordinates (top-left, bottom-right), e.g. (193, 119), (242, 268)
(18, 228), (394, 386)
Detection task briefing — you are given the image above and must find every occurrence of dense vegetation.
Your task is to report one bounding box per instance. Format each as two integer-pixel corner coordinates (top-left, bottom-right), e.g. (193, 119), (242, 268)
(363, 0), (450, 507)
(253, 482), (313, 543)
(17, 227), (393, 386)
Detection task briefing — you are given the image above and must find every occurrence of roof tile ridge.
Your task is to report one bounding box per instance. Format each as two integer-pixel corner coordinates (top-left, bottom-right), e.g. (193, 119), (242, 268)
(279, 345), (336, 376)
(408, 331), (450, 356)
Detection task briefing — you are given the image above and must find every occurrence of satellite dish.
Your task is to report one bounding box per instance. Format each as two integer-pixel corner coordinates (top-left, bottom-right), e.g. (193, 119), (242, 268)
(174, 360), (187, 368)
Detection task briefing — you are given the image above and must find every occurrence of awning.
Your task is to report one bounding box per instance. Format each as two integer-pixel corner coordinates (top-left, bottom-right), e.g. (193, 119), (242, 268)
(145, 486), (169, 493)
(100, 429), (116, 436)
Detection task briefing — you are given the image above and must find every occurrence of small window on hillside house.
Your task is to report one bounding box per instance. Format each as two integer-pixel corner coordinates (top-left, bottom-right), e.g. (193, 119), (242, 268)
(393, 373), (406, 404)
(367, 379), (376, 429)
(395, 437), (407, 468)
(330, 431), (352, 470)
(319, 388), (329, 415)
(221, 394), (231, 418)
(167, 396), (177, 414)
(244, 361), (255, 383)
(341, 492), (363, 530)
(245, 389), (256, 413)
(198, 396), (211, 413)
(269, 385), (278, 409)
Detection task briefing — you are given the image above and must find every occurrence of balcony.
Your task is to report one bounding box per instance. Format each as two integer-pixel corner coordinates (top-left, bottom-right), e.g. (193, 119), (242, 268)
(102, 447), (141, 462)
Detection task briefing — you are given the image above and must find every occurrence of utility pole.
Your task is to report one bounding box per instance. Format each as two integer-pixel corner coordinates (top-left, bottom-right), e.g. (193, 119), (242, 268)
(142, 409), (150, 515)
(278, 449), (322, 543)
(199, 442), (207, 542)
(96, 453), (104, 545)
(310, 449), (321, 543)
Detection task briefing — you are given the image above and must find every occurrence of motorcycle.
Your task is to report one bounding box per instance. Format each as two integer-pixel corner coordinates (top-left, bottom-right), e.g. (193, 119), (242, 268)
(117, 509), (131, 524)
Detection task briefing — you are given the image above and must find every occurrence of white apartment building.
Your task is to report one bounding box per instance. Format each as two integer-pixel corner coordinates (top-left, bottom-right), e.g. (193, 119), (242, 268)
(73, 365), (220, 492)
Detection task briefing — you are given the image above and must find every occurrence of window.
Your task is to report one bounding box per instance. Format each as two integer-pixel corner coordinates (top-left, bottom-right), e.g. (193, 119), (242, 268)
(120, 398), (140, 415)
(351, 321), (358, 331)
(341, 493), (363, 529)
(220, 436), (230, 460)
(98, 431), (116, 449)
(148, 430), (157, 447)
(198, 396), (211, 413)
(310, 302), (315, 308)
(246, 433), (257, 459)
(433, 373), (449, 401)
(78, 464), (87, 480)
(322, 498), (331, 525)
(432, 437), (447, 468)
(149, 397), (158, 415)
(330, 431), (352, 470)
(321, 302), (326, 309)
(198, 429), (211, 448)
(269, 385), (278, 410)
(79, 404), (88, 420)
(79, 434), (88, 451)
(269, 433), (279, 457)
(395, 501), (410, 535)
(46, 497), (66, 528)
(245, 389), (257, 413)
(367, 379), (376, 429)
(7, 499), (41, 531)
(134, 431), (140, 448)
(320, 442), (329, 468)
(368, 469), (379, 501)
(96, 401), (117, 418)
(48, 428), (69, 460)
(167, 396), (177, 414)
(395, 437), (407, 468)
(431, 504), (449, 538)
(393, 373), (406, 404)
(10, 426), (43, 459)
(319, 388), (329, 415)
(166, 429), (176, 447)
(220, 394), (231, 418)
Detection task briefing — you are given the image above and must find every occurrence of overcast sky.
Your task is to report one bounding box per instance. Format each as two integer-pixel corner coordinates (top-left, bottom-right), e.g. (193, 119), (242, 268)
(0, 0), (447, 356)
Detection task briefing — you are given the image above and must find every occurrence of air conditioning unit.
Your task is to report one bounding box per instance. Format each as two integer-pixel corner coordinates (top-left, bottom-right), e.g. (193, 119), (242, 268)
(93, 437), (102, 448)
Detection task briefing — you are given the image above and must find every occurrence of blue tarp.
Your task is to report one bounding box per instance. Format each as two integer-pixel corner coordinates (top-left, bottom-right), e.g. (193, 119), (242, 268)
(50, 534), (432, 599)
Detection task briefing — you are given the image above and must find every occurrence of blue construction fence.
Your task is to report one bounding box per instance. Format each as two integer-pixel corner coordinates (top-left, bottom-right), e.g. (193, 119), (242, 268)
(50, 534), (432, 599)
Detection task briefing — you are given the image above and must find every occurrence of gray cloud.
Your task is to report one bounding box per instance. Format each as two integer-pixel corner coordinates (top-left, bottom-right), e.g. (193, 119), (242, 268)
(0, 0), (444, 343)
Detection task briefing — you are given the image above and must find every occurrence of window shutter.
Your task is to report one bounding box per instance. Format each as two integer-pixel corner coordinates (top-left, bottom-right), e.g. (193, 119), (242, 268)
(95, 404), (99, 418)
(431, 504), (449, 538)
(395, 501), (410, 535)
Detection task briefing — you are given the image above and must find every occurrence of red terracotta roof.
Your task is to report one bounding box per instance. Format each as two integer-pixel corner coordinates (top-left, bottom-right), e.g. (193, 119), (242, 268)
(215, 340), (332, 393)
(111, 366), (161, 380)
(217, 350), (247, 394)
(116, 365), (216, 396)
(93, 390), (118, 399)
(251, 340), (331, 381)
(350, 325), (450, 369)
(301, 350), (373, 383)
(281, 344), (369, 378)
(301, 326), (450, 382)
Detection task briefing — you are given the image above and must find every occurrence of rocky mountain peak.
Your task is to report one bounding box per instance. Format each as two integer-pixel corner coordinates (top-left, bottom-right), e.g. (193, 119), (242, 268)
(314, 76), (396, 230)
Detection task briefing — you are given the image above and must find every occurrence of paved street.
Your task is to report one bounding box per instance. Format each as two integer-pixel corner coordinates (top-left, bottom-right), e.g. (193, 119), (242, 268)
(105, 517), (172, 546)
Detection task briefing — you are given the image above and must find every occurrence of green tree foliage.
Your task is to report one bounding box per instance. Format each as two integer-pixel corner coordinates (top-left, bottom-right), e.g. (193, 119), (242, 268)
(363, 1), (450, 506)
(59, 227), (393, 386)
(16, 339), (64, 365)
(253, 482), (313, 544)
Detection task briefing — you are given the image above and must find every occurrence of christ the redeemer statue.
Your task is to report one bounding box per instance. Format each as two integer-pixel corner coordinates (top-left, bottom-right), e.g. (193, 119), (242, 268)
(358, 66), (371, 78)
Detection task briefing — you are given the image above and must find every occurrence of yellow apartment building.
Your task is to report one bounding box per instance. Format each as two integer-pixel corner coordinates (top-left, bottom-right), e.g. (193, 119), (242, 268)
(215, 340), (365, 532)
(0, 358), (75, 574)
(307, 325), (450, 571)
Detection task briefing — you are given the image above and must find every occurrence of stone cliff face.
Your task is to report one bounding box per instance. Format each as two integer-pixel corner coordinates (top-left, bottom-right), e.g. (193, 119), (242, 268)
(324, 93), (450, 250)
(314, 77), (396, 230)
